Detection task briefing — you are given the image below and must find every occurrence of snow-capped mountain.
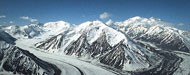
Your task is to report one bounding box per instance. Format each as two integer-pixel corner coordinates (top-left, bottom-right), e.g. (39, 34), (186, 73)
(0, 21), (74, 39)
(43, 21), (72, 33)
(0, 31), (61, 75)
(35, 21), (162, 71)
(1, 17), (190, 75)
(0, 23), (43, 39)
(114, 16), (190, 52)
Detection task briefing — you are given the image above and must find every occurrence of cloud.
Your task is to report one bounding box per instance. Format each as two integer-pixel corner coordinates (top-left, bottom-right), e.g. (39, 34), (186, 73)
(0, 15), (6, 18)
(20, 16), (38, 22)
(99, 12), (111, 19)
(9, 21), (13, 24)
(178, 23), (184, 26)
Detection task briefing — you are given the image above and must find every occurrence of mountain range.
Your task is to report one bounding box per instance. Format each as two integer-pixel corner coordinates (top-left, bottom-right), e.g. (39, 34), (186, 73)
(0, 16), (190, 75)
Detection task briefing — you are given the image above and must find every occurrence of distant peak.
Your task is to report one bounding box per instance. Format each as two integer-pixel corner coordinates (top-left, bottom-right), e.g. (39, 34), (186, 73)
(36, 22), (44, 26)
(124, 16), (163, 23)
(44, 20), (71, 27)
(127, 16), (161, 22)
(92, 20), (104, 24)
(55, 20), (70, 24)
(106, 19), (113, 25)
(149, 16), (155, 19)
(149, 17), (161, 21)
(76, 20), (110, 33)
(119, 16), (174, 28)
(80, 20), (105, 26)
(130, 16), (142, 20)
(45, 20), (70, 24)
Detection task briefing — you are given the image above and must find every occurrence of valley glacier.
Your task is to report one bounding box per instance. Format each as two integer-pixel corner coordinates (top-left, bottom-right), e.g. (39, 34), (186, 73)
(0, 16), (190, 75)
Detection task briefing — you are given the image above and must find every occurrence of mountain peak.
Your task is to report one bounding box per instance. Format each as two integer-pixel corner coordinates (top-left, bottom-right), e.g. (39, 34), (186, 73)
(120, 16), (172, 28)
(106, 19), (113, 25)
(43, 20), (72, 32)
(93, 20), (104, 23)
(44, 20), (70, 27)
(126, 16), (161, 22)
(129, 16), (142, 20)
(77, 20), (107, 30)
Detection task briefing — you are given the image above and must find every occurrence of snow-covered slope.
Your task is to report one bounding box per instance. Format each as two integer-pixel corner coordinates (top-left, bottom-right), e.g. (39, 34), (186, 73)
(1, 17), (189, 74)
(43, 21), (72, 33)
(0, 21), (74, 39)
(114, 16), (190, 52)
(0, 31), (61, 75)
(0, 23), (43, 39)
(0, 30), (16, 45)
(35, 20), (162, 71)
(36, 21), (75, 41)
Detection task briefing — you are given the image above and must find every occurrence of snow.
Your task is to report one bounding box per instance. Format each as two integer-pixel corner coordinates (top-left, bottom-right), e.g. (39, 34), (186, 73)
(173, 51), (190, 75)
(145, 26), (163, 35)
(0, 72), (16, 75)
(129, 16), (142, 21)
(1, 17), (189, 74)
(0, 20), (74, 40)
(0, 39), (55, 74)
(0, 30), (16, 45)
(33, 20), (164, 72)
(116, 16), (172, 29)
(106, 19), (113, 25)
(179, 31), (190, 50)
(114, 16), (190, 72)
(15, 38), (116, 75)
(43, 21), (72, 33)
(75, 20), (126, 46)
(114, 16), (190, 52)
(56, 20), (127, 52)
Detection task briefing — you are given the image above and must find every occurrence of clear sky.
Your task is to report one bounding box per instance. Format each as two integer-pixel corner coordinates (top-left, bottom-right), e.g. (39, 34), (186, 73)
(0, 0), (190, 30)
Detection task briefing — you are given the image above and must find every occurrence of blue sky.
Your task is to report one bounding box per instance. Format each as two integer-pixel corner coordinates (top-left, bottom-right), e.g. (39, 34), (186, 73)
(0, 0), (190, 30)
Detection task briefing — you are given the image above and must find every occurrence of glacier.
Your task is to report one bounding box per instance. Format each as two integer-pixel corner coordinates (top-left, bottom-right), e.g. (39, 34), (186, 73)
(0, 16), (190, 75)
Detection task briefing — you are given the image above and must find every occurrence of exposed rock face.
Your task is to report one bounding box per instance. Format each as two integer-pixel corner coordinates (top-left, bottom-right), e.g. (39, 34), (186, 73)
(1, 17), (190, 75)
(35, 21), (162, 71)
(134, 41), (183, 75)
(64, 33), (90, 56)
(127, 27), (189, 52)
(1, 46), (61, 75)
(36, 34), (65, 51)
(115, 16), (190, 52)
(0, 31), (61, 75)
(99, 41), (125, 70)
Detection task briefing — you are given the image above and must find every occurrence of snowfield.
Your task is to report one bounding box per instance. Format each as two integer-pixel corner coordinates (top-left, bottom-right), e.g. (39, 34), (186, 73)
(15, 39), (116, 75)
(173, 51), (190, 75)
(1, 16), (190, 75)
